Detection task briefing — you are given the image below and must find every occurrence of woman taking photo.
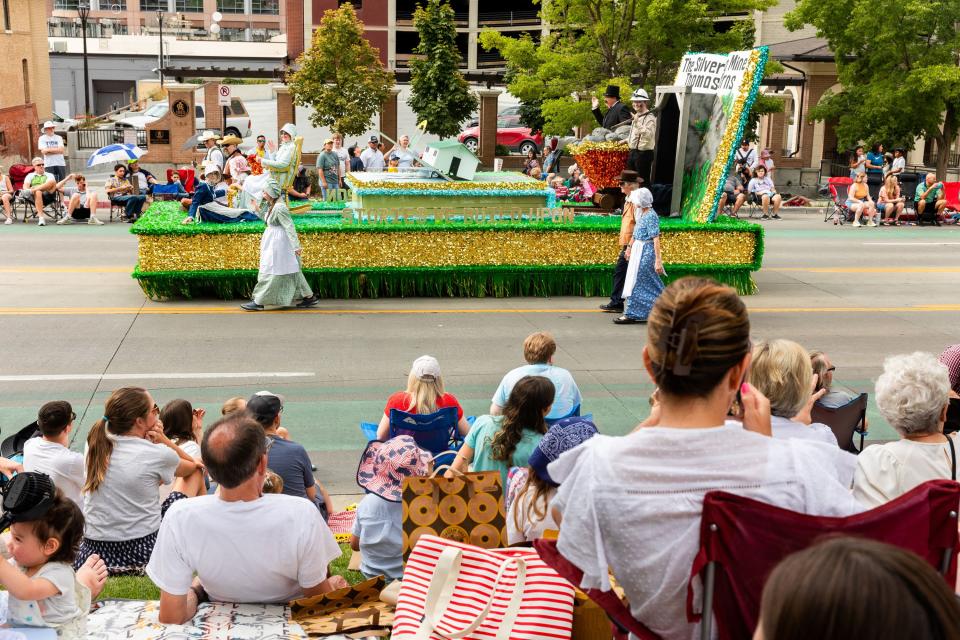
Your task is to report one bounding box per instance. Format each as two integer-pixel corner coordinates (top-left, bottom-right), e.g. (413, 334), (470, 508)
(549, 277), (863, 640)
(78, 387), (203, 575)
(845, 171), (877, 227)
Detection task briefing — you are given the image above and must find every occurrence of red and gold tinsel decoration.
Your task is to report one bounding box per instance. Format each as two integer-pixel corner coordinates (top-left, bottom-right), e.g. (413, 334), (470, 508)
(247, 154), (264, 176)
(568, 141), (629, 190)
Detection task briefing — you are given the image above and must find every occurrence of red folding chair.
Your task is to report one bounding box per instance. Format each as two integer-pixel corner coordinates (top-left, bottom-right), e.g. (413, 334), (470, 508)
(533, 538), (664, 640)
(166, 168), (196, 194)
(826, 176), (853, 224)
(688, 479), (960, 640)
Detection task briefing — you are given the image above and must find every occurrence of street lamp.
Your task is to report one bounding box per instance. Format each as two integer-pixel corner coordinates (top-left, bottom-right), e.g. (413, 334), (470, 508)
(156, 10), (164, 88)
(77, 2), (91, 117)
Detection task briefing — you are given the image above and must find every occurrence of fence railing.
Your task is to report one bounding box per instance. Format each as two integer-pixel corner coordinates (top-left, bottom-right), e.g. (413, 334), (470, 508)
(477, 10), (540, 26)
(77, 128), (147, 150)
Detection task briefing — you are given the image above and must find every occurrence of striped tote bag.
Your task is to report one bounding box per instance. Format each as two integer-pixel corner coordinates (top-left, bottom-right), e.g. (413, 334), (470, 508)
(393, 535), (576, 640)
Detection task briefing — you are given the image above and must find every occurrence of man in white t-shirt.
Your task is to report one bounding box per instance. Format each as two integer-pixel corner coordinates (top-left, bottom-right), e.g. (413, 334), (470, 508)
(22, 401), (85, 507)
(147, 413), (345, 625)
(332, 133), (349, 188)
(360, 135), (385, 171)
(490, 331), (583, 421)
(38, 122), (67, 182)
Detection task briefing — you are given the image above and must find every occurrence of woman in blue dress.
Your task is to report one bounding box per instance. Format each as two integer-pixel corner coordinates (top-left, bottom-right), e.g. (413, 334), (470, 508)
(615, 188), (666, 324)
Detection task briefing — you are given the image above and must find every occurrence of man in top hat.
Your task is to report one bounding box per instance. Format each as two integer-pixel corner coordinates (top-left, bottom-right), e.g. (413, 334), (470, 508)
(198, 131), (224, 174)
(627, 88), (656, 187)
(600, 170), (641, 313)
(592, 85), (633, 131)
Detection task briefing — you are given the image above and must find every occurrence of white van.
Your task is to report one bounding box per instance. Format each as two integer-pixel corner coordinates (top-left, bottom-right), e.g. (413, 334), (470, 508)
(116, 99), (252, 138)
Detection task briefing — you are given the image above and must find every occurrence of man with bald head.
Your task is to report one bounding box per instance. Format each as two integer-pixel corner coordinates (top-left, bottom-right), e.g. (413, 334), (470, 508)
(147, 413), (346, 624)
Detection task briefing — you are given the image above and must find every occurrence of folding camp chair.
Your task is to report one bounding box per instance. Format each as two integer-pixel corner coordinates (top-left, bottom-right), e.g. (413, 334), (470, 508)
(389, 408), (463, 465)
(689, 479), (960, 640)
(534, 538), (663, 640)
(166, 168), (196, 194)
(826, 176), (853, 224)
(545, 404), (581, 427)
(810, 392), (868, 454)
(9, 164), (63, 223)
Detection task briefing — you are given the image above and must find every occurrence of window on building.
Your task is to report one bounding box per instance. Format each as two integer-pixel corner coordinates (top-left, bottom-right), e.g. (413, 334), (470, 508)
(140, 0), (168, 11)
(53, 0), (80, 9)
(21, 59), (29, 104)
(97, 0), (127, 8)
(0, 130), (6, 148)
(2, 0), (11, 31)
(174, 0), (202, 12)
(217, 0), (244, 13)
(251, 0), (279, 15)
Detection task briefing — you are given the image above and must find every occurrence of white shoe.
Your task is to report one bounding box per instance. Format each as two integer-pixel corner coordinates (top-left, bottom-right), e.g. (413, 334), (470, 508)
(3, 217), (11, 225)
(88, 216), (104, 225)
(852, 220), (862, 227)
(37, 217), (45, 226)
(867, 220), (877, 227)
(57, 216), (72, 225)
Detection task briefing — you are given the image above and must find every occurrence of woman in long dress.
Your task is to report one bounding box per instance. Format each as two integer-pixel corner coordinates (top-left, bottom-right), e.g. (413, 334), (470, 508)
(615, 188), (665, 324)
(240, 199), (318, 311)
(243, 123), (299, 214)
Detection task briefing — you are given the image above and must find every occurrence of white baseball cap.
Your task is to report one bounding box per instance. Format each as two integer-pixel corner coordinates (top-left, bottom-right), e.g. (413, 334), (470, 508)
(411, 355), (441, 380)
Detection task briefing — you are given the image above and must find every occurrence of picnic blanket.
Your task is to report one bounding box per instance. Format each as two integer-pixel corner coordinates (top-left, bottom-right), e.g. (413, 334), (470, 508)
(86, 600), (307, 639)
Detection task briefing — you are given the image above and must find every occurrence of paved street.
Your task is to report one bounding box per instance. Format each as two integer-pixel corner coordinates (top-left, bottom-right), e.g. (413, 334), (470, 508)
(1, 213), (958, 496)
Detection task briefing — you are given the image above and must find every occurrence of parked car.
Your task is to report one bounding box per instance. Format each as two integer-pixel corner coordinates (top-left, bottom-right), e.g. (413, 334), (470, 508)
(115, 99), (252, 138)
(458, 118), (543, 156)
(50, 112), (81, 134)
(465, 105), (522, 129)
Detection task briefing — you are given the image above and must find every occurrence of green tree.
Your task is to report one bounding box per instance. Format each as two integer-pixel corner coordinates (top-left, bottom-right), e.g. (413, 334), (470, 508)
(786, 0), (960, 178)
(480, 0), (774, 135)
(407, 0), (478, 138)
(288, 3), (395, 136)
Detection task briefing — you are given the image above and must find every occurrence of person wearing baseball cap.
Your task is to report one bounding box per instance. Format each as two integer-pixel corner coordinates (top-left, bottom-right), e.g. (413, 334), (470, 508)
(361, 135), (385, 171)
(38, 122), (67, 183)
(375, 355), (470, 440)
(246, 391), (334, 518)
(316, 138), (339, 200)
(507, 416), (598, 544)
(627, 87), (656, 187)
(352, 435), (431, 579)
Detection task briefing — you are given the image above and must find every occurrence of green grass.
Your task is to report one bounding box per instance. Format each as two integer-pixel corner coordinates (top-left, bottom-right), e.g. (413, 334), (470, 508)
(97, 543), (363, 601)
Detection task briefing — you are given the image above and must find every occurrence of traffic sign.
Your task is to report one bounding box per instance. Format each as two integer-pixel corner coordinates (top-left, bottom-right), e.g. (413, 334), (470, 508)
(218, 84), (231, 107)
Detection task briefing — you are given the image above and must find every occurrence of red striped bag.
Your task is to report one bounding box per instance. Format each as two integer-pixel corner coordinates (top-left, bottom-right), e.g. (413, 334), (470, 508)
(393, 535), (576, 640)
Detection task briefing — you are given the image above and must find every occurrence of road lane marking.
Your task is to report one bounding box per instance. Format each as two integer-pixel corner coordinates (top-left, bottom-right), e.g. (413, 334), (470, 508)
(0, 267), (130, 273)
(863, 242), (960, 246)
(0, 372), (316, 382)
(770, 267), (960, 273)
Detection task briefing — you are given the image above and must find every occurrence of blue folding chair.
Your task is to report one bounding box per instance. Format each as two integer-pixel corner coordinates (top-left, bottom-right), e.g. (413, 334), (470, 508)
(546, 403), (581, 426)
(389, 407), (463, 466)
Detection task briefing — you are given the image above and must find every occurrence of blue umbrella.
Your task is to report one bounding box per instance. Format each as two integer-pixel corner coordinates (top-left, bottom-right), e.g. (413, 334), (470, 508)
(87, 144), (145, 168)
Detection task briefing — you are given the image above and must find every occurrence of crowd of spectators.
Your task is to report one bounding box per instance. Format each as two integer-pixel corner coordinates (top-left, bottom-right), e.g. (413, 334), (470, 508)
(3, 281), (959, 637)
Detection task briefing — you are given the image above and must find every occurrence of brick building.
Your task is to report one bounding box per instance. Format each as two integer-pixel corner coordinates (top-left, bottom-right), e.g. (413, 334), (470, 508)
(0, 0), (54, 164)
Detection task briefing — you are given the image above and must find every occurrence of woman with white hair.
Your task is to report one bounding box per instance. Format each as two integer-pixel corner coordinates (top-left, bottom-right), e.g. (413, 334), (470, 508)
(852, 352), (955, 507)
(615, 187), (665, 324)
(749, 340), (838, 445)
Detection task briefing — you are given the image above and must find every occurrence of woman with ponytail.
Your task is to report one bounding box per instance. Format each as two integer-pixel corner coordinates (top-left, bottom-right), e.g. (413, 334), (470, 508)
(449, 375), (554, 490)
(547, 277), (864, 640)
(78, 387), (203, 575)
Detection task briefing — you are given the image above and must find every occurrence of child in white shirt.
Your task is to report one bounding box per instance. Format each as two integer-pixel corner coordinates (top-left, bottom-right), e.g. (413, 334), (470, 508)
(23, 402), (85, 508)
(1, 489), (89, 637)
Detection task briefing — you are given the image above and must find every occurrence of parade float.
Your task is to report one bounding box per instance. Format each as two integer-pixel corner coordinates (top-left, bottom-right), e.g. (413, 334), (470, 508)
(131, 47), (767, 300)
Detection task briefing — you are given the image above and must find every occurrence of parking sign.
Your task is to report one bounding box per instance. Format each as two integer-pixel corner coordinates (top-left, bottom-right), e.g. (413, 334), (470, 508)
(218, 84), (231, 107)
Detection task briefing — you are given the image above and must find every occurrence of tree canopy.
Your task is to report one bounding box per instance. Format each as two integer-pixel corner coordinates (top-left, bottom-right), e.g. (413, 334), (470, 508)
(288, 3), (395, 137)
(480, 0), (774, 135)
(786, 0), (960, 177)
(407, 0), (478, 138)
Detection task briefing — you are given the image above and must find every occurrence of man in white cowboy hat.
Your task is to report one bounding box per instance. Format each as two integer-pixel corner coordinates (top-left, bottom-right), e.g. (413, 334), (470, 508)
(627, 88), (656, 187)
(197, 130), (224, 174)
(38, 121), (67, 183)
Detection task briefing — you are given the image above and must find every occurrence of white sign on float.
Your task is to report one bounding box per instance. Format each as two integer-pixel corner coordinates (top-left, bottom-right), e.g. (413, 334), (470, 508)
(674, 50), (753, 97)
(217, 84), (231, 107)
